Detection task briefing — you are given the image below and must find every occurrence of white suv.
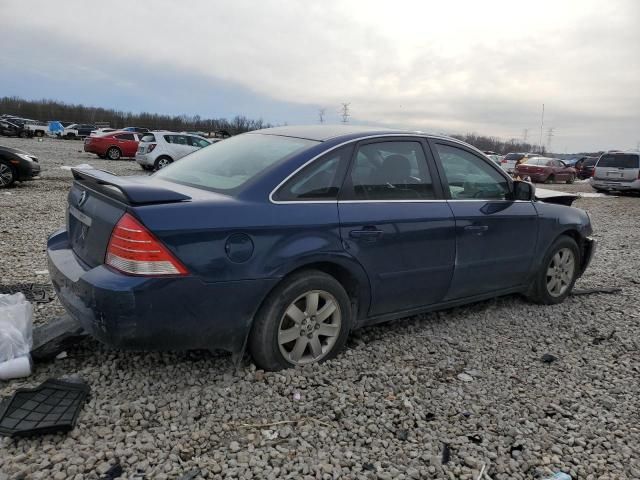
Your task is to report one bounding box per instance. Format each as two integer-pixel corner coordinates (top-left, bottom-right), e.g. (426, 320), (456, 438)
(591, 151), (640, 193)
(136, 132), (212, 170)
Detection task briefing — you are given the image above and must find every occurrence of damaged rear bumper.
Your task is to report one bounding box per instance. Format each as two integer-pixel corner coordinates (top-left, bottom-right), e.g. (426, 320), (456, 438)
(47, 228), (278, 353)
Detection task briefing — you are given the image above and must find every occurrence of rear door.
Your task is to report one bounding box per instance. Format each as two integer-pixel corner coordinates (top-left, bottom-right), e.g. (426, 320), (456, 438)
(338, 138), (455, 316)
(594, 153), (640, 184)
(114, 133), (137, 157)
(430, 140), (539, 300)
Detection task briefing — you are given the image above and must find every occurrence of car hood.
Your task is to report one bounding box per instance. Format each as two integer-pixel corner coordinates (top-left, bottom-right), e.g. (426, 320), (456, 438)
(0, 146), (32, 156)
(535, 187), (578, 206)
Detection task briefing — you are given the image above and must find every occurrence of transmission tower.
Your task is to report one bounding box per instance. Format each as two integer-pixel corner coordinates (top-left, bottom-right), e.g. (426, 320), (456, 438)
(340, 103), (351, 123)
(522, 129), (529, 143)
(318, 108), (326, 124)
(546, 127), (555, 152)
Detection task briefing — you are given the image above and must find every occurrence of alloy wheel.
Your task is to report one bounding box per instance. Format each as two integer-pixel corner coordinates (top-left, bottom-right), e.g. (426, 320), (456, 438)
(277, 290), (341, 365)
(0, 163), (14, 187)
(546, 248), (575, 297)
(157, 158), (170, 169)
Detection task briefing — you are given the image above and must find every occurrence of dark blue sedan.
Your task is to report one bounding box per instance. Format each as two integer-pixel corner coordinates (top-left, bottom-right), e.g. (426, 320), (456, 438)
(47, 125), (595, 370)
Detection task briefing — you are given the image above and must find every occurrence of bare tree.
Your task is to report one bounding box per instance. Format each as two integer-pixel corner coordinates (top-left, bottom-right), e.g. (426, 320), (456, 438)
(340, 103), (350, 123)
(318, 108), (326, 124)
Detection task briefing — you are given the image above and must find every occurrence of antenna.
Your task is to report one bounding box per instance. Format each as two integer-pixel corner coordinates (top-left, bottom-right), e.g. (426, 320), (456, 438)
(340, 103), (351, 124)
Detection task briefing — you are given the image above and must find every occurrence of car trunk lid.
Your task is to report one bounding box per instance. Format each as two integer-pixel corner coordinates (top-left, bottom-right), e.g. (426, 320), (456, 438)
(67, 168), (191, 268)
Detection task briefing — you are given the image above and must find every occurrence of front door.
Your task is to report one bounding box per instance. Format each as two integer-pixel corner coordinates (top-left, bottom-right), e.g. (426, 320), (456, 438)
(338, 139), (456, 317)
(431, 141), (539, 300)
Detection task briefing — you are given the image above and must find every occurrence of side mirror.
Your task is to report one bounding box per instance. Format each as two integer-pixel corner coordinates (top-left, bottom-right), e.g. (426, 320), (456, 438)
(513, 180), (536, 201)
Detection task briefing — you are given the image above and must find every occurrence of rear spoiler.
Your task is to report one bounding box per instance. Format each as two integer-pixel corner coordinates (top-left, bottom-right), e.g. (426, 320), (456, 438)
(71, 168), (191, 205)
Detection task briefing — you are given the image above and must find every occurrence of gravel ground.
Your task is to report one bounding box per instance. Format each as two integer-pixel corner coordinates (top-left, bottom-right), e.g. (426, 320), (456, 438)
(1, 137), (639, 479)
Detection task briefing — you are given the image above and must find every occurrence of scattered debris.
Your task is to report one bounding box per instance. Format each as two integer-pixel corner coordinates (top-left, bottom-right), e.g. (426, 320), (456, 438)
(362, 462), (376, 471)
(457, 373), (474, 382)
(592, 329), (616, 345)
(467, 433), (483, 444)
(441, 443), (451, 464)
(261, 429), (278, 440)
(572, 287), (622, 296)
(541, 353), (557, 363)
(0, 356), (32, 381)
(476, 463), (486, 480)
(0, 283), (56, 304)
(100, 462), (123, 479)
(60, 163), (94, 171)
(34, 270), (48, 276)
(178, 470), (200, 480)
(396, 429), (409, 441)
(55, 351), (68, 360)
(31, 315), (86, 361)
(292, 391), (301, 401)
(0, 378), (90, 437)
(542, 473), (572, 480)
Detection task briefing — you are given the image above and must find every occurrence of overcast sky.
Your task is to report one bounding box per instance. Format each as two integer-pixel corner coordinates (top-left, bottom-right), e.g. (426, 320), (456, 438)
(1, 0), (639, 151)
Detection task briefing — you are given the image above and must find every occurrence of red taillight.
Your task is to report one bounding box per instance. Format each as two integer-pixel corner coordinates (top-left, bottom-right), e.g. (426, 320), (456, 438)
(591, 168), (595, 178)
(501, 159), (507, 163)
(106, 213), (188, 276)
(148, 143), (157, 152)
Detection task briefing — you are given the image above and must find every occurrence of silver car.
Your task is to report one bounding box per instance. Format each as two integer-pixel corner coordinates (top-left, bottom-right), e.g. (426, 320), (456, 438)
(136, 131), (212, 171)
(591, 151), (640, 193)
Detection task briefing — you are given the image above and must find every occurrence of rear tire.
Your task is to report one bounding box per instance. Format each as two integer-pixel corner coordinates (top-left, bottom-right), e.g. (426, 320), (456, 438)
(66, 133), (75, 140)
(527, 235), (580, 305)
(154, 156), (173, 170)
(18, 131), (28, 138)
(106, 147), (121, 160)
(0, 162), (16, 188)
(141, 165), (154, 171)
(566, 175), (575, 184)
(249, 270), (352, 371)
(545, 175), (555, 184)
(35, 131), (44, 137)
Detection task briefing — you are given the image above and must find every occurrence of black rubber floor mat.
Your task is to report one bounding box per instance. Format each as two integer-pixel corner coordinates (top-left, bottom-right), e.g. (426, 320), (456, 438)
(0, 379), (90, 437)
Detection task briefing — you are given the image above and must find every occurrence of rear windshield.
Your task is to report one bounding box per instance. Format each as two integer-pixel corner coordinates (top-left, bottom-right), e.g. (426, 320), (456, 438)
(140, 134), (156, 143)
(522, 158), (548, 165)
(597, 154), (639, 169)
(583, 158), (597, 167)
(154, 134), (318, 192)
(505, 153), (524, 161)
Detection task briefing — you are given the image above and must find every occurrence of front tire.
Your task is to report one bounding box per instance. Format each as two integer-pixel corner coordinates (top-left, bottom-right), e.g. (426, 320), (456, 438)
(249, 270), (352, 371)
(0, 162), (16, 188)
(545, 175), (555, 184)
(106, 147), (121, 160)
(566, 175), (575, 184)
(527, 236), (580, 305)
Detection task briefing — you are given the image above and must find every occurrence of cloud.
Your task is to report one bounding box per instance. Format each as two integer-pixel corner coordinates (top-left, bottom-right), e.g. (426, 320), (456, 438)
(0, 0), (638, 150)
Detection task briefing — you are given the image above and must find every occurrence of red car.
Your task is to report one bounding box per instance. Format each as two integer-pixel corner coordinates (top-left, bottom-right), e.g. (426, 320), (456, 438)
(84, 131), (144, 160)
(515, 157), (576, 184)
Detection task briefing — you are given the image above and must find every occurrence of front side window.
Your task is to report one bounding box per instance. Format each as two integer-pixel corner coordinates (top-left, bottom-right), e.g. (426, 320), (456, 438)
(189, 136), (211, 148)
(345, 141), (435, 200)
(435, 144), (510, 200)
(155, 133), (317, 192)
(274, 146), (352, 201)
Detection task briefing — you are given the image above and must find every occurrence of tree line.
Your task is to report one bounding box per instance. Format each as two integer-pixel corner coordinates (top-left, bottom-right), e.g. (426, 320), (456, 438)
(0, 96), (271, 134)
(450, 132), (546, 155)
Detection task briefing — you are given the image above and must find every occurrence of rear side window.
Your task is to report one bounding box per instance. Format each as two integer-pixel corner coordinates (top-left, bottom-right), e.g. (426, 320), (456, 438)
(155, 133), (318, 192)
(274, 146), (352, 201)
(345, 141), (435, 200)
(597, 154), (639, 169)
(141, 134), (156, 143)
(115, 133), (135, 141)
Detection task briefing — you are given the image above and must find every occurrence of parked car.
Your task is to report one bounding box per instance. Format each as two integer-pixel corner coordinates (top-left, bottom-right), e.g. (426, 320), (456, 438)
(63, 124), (96, 139)
(90, 128), (118, 137)
(574, 156), (598, 179)
(123, 127), (150, 134)
(501, 152), (539, 173)
(515, 157), (576, 184)
(591, 151), (640, 193)
(23, 120), (49, 137)
(486, 154), (501, 165)
(47, 125), (595, 370)
(135, 132), (211, 170)
(84, 131), (144, 160)
(0, 120), (32, 138)
(0, 145), (41, 188)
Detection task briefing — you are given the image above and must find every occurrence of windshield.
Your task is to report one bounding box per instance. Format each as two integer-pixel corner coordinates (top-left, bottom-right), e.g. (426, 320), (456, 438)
(155, 133), (318, 192)
(597, 153), (639, 169)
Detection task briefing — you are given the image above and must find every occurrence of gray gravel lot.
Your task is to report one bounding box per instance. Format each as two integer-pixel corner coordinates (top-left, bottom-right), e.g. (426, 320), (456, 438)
(1, 137), (639, 479)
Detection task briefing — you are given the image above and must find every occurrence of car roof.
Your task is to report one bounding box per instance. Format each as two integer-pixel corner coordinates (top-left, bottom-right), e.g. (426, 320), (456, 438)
(250, 125), (414, 142)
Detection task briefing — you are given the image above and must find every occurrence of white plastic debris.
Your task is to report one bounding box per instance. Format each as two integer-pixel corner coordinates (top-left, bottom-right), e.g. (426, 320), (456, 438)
(34, 270), (49, 276)
(0, 293), (33, 363)
(0, 355), (32, 380)
(293, 391), (301, 401)
(60, 163), (94, 171)
(457, 373), (474, 382)
(55, 351), (68, 360)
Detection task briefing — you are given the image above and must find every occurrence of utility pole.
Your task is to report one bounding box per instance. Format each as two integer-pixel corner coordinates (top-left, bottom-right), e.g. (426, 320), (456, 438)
(318, 108), (326, 124)
(547, 127), (555, 152)
(539, 103), (545, 153)
(340, 103), (351, 124)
